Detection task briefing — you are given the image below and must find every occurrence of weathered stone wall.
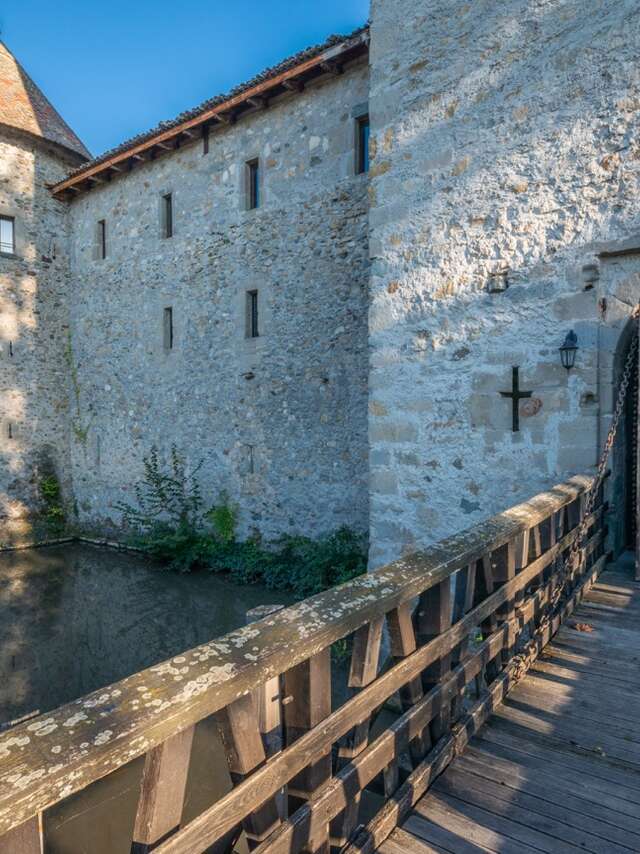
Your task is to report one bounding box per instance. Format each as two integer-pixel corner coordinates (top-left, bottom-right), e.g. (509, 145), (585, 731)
(368, 0), (640, 565)
(0, 127), (75, 541)
(67, 61), (370, 540)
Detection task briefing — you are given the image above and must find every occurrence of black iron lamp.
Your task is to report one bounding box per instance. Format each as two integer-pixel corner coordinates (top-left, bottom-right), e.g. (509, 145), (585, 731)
(559, 330), (579, 371)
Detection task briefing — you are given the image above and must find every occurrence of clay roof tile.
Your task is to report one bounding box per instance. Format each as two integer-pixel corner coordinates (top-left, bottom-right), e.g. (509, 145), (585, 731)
(0, 41), (90, 160)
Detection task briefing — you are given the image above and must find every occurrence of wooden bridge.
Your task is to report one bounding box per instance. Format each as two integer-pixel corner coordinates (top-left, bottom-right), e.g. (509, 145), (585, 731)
(0, 473), (638, 854)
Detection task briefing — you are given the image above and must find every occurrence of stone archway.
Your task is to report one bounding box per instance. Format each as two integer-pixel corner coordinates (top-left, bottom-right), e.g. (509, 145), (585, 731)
(597, 248), (640, 560)
(608, 315), (638, 557)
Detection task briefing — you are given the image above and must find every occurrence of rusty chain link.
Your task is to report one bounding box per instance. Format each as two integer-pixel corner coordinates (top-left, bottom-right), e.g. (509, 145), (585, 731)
(510, 304), (640, 681)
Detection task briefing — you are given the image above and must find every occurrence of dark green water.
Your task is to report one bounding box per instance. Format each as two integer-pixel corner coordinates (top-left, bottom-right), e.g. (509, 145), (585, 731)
(0, 542), (290, 725)
(0, 543), (291, 853)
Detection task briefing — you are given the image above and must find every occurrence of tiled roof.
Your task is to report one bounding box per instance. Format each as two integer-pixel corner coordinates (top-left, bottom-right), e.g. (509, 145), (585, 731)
(63, 25), (369, 181)
(0, 41), (90, 160)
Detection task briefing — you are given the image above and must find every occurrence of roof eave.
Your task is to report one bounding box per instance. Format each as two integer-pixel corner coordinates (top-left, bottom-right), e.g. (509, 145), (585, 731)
(52, 29), (369, 201)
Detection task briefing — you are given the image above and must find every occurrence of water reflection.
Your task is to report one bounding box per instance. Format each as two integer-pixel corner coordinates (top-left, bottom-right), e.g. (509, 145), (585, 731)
(0, 543), (292, 853)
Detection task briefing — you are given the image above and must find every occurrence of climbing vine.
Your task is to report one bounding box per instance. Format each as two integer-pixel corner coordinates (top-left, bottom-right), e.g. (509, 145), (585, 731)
(64, 331), (91, 445)
(39, 472), (67, 536)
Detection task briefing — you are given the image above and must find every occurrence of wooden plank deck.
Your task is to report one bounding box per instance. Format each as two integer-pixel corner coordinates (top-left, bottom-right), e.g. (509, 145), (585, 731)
(378, 553), (640, 854)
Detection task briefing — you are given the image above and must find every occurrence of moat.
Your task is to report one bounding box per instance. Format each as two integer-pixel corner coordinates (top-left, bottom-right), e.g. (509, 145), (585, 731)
(0, 542), (290, 725)
(0, 542), (294, 852)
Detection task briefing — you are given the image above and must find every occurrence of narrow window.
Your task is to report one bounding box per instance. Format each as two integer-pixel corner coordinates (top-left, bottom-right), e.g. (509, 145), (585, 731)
(246, 290), (259, 338)
(163, 193), (173, 238)
(98, 219), (106, 259)
(163, 307), (174, 350)
(356, 115), (370, 175)
(203, 123), (210, 156)
(0, 215), (15, 255)
(247, 160), (260, 210)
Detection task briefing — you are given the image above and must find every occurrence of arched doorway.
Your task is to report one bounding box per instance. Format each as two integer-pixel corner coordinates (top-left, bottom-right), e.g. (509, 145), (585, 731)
(608, 315), (638, 558)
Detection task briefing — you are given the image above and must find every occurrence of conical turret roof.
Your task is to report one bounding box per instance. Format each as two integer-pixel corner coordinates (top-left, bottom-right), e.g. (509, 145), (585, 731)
(0, 41), (90, 160)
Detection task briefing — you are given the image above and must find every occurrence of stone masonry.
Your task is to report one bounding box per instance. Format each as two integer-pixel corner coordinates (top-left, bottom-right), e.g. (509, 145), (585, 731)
(2, 5), (640, 562)
(0, 126), (80, 538)
(67, 60), (370, 539)
(367, 0), (640, 565)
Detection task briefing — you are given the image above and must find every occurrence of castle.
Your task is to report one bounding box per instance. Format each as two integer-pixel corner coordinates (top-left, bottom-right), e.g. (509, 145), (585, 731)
(1, 0), (639, 568)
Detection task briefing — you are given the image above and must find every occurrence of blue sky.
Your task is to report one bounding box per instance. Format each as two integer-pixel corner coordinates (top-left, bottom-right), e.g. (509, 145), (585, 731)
(2, 0), (369, 157)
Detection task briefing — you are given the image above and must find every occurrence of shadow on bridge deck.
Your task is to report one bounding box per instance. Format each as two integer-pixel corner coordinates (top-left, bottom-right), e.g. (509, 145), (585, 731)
(379, 552), (640, 854)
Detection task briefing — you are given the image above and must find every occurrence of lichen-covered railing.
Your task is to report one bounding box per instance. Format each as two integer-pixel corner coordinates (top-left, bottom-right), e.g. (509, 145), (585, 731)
(0, 474), (609, 854)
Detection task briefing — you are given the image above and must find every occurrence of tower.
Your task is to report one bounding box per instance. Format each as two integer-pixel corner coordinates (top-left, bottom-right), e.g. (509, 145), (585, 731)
(0, 41), (89, 541)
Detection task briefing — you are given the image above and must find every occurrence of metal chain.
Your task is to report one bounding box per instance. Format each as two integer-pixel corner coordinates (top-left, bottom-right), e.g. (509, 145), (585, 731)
(566, 304), (640, 576)
(510, 304), (640, 681)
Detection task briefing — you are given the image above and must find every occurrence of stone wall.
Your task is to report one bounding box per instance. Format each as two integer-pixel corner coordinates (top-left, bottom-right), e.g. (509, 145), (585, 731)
(67, 60), (370, 540)
(0, 127), (76, 541)
(368, 0), (640, 565)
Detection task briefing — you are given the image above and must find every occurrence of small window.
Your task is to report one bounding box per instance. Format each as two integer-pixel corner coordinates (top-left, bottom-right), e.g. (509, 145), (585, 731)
(356, 115), (370, 175)
(163, 307), (174, 350)
(0, 216), (15, 255)
(247, 160), (260, 210)
(97, 220), (106, 259)
(246, 290), (259, 338)
(162, 193), (173, 238)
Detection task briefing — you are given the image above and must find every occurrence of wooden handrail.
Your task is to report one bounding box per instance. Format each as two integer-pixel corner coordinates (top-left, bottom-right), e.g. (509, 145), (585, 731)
(0, 473), (602, 846)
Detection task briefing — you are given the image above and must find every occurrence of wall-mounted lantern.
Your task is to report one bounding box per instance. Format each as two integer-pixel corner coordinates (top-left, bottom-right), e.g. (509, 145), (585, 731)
(560, 330), (579, 371)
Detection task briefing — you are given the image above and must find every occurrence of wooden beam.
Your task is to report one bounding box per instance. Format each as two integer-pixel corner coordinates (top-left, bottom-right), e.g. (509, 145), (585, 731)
(321, 61), (343, 76)
(0, 815), (42, 854)
(284, 650), (332, 854)
(215, 111), (237, 125)
(51, 30), (369, 197)
(0, 474), (600, 837)
(147, 518), (605, 854)
(247, 96), (268, 109)
(131, 727), (195, 853)
(215, 695), (280, 849)
(282, 79), (305, 93)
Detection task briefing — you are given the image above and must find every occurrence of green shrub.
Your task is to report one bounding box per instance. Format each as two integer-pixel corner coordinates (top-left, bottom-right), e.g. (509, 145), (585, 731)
(118, 446), (368, 594)
(40, 473), (67, 536)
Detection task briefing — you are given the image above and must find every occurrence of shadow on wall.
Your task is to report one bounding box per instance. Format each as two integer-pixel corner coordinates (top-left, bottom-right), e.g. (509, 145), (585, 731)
(367, 0), (640, 564)
(0, 131), (72, 546)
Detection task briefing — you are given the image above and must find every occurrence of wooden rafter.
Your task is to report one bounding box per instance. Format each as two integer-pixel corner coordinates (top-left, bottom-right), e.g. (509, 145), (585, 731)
(50, 30), (369, 199)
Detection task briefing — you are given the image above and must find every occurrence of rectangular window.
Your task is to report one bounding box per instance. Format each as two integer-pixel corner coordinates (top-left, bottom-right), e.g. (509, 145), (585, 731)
(246, 290), (259, 338)
(98, 219), (106, 259)
(163, 307), (174, 350)
(247, 159), (260, 210)
(162, 193), (173, 238)
(0, 216), (15, 255)
(356, 115), (370, 175)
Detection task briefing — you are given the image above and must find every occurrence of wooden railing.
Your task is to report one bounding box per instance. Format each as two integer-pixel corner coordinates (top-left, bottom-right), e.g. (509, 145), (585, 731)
(0, 474), (609, 854)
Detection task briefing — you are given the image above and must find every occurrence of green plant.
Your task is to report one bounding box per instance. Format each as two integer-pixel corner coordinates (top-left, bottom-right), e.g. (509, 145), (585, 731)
(118, 447), (368, 592)
(40, 473), (67, 536)
(115, 445), (212, 572)
(64, 332), (92, 445)
(207, 492), (238, 544)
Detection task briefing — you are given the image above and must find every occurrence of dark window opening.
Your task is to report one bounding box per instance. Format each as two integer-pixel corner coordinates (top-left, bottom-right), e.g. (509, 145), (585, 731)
(246, 290), (259, 338)
(247, 160), (260, 210)
(163, 193), (173, 238)
(0, 216), (15, 255)
(163, 307), (174, 350)
(98, 219), (106, 259)
(203, 123), (210, 156)
(356, 116), (370, 175)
